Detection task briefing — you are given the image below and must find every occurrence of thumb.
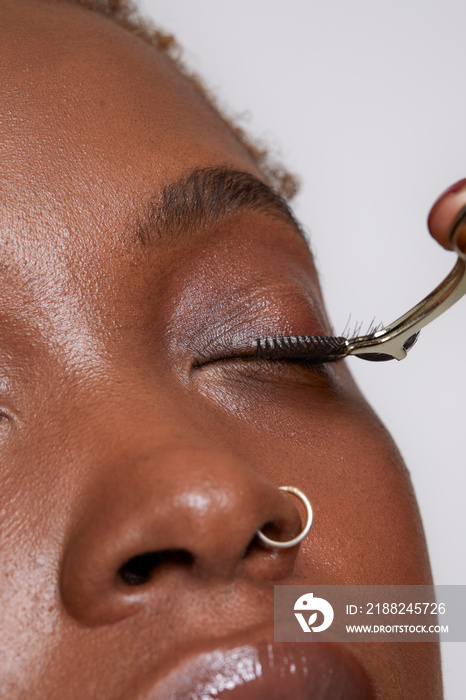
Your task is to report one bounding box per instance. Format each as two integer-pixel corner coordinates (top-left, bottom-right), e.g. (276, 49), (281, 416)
(427, 179), (466, 254)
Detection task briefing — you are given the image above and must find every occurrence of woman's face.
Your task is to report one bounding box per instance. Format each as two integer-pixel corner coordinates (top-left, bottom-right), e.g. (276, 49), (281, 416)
(1, 1), (441, 698)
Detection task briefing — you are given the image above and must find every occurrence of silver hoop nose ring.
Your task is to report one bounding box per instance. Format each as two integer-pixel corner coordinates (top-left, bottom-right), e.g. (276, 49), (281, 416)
(257, 486), (313, 549)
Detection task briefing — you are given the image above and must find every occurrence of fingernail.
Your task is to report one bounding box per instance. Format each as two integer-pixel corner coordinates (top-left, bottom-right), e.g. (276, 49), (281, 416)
(428, 178), (466, 245)
(438, 178), (466, 199)
(430, 179), (466, 220)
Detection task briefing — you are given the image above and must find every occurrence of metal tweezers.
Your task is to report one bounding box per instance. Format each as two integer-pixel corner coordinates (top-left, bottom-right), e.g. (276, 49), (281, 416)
(346, 206), (466, 361)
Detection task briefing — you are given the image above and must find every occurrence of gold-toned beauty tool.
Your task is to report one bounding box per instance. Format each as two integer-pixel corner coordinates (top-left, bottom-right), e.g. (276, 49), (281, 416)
(255, 206), (466, 363)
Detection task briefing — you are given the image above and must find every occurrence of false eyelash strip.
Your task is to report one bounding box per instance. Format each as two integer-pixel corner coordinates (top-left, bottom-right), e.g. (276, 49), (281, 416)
(254, 330), (420, 364)
(254, 335), (348, 362)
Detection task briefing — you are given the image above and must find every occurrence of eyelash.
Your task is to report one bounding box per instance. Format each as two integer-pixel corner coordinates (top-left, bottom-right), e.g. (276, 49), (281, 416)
(192, 334), (346, 374)
(254, 335), (347, 364)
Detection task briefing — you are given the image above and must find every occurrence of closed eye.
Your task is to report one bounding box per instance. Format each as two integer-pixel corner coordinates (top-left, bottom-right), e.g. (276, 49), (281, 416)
(254, 335), (347, 363)
(192, 334), (347, 373)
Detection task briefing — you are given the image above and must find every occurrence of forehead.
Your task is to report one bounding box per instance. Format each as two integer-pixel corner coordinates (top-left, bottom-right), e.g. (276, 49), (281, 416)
(1, 0), (261, 253)
(0, 0), (316, 365)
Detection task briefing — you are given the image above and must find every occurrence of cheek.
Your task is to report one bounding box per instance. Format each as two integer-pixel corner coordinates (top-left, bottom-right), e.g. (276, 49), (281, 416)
(297, 410), (429, 586)
(189, 361), (432, 587)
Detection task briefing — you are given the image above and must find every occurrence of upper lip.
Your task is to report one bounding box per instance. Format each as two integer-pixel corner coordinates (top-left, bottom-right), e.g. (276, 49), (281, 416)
(130, 624), (374, 700)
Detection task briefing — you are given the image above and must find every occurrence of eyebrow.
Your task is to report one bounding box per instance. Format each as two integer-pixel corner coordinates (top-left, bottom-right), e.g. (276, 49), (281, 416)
(133, 166), (306, 247)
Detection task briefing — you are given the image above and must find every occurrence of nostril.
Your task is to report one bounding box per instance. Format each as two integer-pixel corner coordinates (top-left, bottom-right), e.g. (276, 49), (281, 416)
(118, 549), (195, 586)
(119, 552), (161, 586)
(241, 520), (281, 559)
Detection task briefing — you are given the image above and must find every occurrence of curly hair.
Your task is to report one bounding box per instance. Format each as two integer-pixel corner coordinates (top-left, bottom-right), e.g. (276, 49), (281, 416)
(62, 0), (299, 200)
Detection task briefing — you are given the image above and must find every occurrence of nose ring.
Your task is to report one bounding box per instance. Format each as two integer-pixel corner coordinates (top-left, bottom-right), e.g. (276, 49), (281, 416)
(256, 486), (313, 549)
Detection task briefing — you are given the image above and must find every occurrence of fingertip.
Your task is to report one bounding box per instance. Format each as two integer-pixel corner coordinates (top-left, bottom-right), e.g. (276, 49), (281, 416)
(427, 179), (466, 252)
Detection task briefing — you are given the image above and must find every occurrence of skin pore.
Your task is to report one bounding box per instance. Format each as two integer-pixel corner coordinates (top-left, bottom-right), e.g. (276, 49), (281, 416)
(1, 0), (442, 697)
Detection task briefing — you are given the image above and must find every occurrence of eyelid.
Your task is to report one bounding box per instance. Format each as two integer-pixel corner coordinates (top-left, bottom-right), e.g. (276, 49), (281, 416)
(192, 346), (340, 397)
(170, 280), (331, 373)
(192, 335), (346, 372)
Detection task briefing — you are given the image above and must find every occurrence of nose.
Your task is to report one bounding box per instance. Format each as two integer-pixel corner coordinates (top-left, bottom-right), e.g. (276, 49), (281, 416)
(60, 438), (302, 626)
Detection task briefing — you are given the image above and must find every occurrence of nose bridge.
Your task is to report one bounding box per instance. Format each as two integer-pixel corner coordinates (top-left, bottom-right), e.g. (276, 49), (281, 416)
(60, 400), (302, 626)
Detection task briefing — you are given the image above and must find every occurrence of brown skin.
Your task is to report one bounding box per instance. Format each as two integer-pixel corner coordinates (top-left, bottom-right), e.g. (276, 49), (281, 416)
(0, 0), (442, 697)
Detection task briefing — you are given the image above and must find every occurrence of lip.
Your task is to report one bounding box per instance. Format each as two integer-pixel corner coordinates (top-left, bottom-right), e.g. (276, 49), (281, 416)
(132, 626), (373, 700)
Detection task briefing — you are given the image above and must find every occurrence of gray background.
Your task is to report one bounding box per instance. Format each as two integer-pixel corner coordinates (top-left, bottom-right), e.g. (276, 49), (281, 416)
(141, 1), (466, 696)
